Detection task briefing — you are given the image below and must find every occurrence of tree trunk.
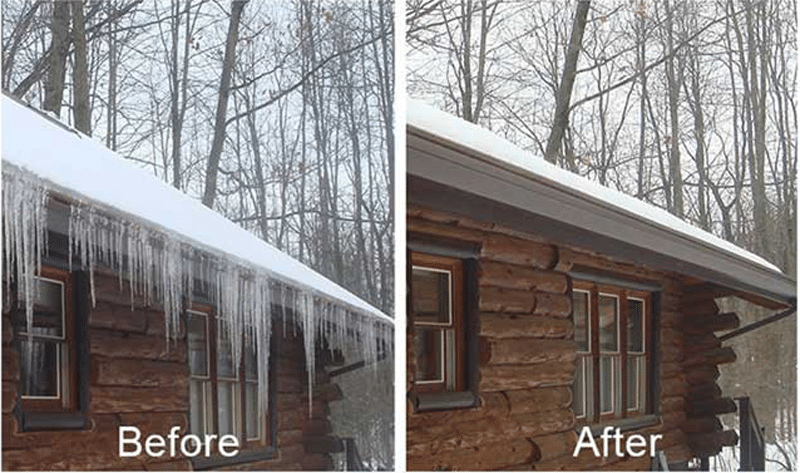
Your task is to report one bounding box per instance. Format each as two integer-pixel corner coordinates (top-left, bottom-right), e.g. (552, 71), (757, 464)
(543, 0), (590, 164)
(201, 0), (248, 208)
(72, 0), (90, 134)
(43, 1), (70, 116)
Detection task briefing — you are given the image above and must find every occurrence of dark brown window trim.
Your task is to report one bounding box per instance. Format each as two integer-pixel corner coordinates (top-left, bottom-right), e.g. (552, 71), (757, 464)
(185, 303), (279, 461)
(572, 278), (657, 424)
(12, 264), (91, 432)
(408, 245), (480, 413)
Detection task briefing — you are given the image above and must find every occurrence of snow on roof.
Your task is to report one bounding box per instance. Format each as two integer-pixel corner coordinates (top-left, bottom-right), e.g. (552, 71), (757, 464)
(407, 99), (782, 275)
(2, 95), (392, 326)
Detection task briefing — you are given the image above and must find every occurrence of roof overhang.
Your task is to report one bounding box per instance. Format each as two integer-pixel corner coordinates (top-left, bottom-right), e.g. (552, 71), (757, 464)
(407, 119), (796, 308)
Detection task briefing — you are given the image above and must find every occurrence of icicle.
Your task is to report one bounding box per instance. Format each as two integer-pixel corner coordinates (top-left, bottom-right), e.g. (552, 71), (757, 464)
(301, 291), (316, 415)
(3, 165), (395, 436)
(2, 166), (48, 343)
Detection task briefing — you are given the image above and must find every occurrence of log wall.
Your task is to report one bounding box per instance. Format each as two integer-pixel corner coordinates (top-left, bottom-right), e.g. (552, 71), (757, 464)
(407, 204), (732, 471)
(2, 270), (336, 471)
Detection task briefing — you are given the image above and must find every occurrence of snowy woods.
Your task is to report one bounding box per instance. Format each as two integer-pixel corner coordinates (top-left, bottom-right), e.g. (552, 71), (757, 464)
(2, 0), (395, 316)
(408, 0), (796, 468)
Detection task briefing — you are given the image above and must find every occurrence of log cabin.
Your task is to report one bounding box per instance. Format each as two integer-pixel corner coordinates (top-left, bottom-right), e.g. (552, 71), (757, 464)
(405, 100), (796, 471)
(1, 94), (393, 471)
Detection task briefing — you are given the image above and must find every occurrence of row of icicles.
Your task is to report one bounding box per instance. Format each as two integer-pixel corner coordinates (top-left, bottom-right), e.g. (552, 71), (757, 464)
(2, 164), (393, 414)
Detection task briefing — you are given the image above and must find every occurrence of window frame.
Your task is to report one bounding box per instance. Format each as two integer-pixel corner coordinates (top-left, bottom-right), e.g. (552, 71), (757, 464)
(573, 280), (653, 424)
(410, 252), (466, 394)
(407, 245), (479, 412)
(185, 303), (273, 451)
(15, 266), (78, 413)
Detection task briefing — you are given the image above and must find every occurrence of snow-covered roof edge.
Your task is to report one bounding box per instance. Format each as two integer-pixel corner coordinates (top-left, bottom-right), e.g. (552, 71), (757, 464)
(1, 94), (392, 327)
(407, 99), (784, 277)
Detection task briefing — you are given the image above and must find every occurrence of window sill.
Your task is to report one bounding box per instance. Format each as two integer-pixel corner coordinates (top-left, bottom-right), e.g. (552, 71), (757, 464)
(191, 446), (277, 470)
(576, 414), (660, 436)
(409, 390), (478, 412)
(19, 411), (89, 432)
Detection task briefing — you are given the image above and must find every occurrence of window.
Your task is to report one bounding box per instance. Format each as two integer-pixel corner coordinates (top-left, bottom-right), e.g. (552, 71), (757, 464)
(187, 306), (271, 449)
(411, 253), (465, 393)
(13, 267), (77, 413)
(572, 281), (652, 422)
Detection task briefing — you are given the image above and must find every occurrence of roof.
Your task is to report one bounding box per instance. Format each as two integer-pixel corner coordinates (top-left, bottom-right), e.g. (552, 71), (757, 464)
(1, 94), (392, 326)
(407, 99), (796, 306)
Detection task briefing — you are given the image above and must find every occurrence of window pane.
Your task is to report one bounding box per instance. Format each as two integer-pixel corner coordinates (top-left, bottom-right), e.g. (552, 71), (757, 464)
(189, 379), (206, 436)
(573, 291), (589, 352)
(627, 356), (645, 411)
(245, 382), (260, 440)
(18, 339), (60, 397)
(217, 320), (236, 379)
(217, 382), (236, 436)
(412, 268), (450, 324)
(573, 358), (585, 417)
(244, 343), (257, 381)
(414, 327), (443, 382)
(599, 355), (614, 414)
(20, 279), (64, 338)
(627, 299), (644, 353)
(187, 313), (208, 376)
(599, 295), (618, 352)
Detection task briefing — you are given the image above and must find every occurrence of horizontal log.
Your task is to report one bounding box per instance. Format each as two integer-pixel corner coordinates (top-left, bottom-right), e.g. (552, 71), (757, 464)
(278, 428), (304, 447)
(407, 409), (573, 457)
(532, 292), (572, 317)
(663, 443), (693, 465)
(683, 334), (722, 355)
(480, 338), (576, 365)
(661, 411), (687, 430)
(688, 429), (738, 455)
(90, 329), (186, 363)
(303, 418), (332, 436)
(407, 437), (537, 471)
(661, 360), (683, 378)
(91, 386), (185, 413)
(530, 430), (576, 462)
(408, 388), (572, 430)
(89, 304), (149, 333)
(407, 217), (485, 243)
(506, 386), (573, 414)
(660, 396), (686, 414)
(660, 375), (688, 398)
(479, 261), (568, 293)
(684, 346), (737, 368)
(279, 410), (308, 431)
(685, 312), (740, 334)
(408, 393), (506, 430)
(301, 453), (334, 471)
(681, 416), (722, 434)
(303, 435), (344, 454)
(92, 357), (187, 388)
(691, 397), (736, 416)
(482, 236), (557, 269)
(682, 298), (720, 316)
(480, 362), (573, 392)
(480, 313), (573, 339)
(687, 365), (720, 386)
(688, 382), (722, 401)
(478, 288), (572, 316)
(480, 287), (535, 313)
